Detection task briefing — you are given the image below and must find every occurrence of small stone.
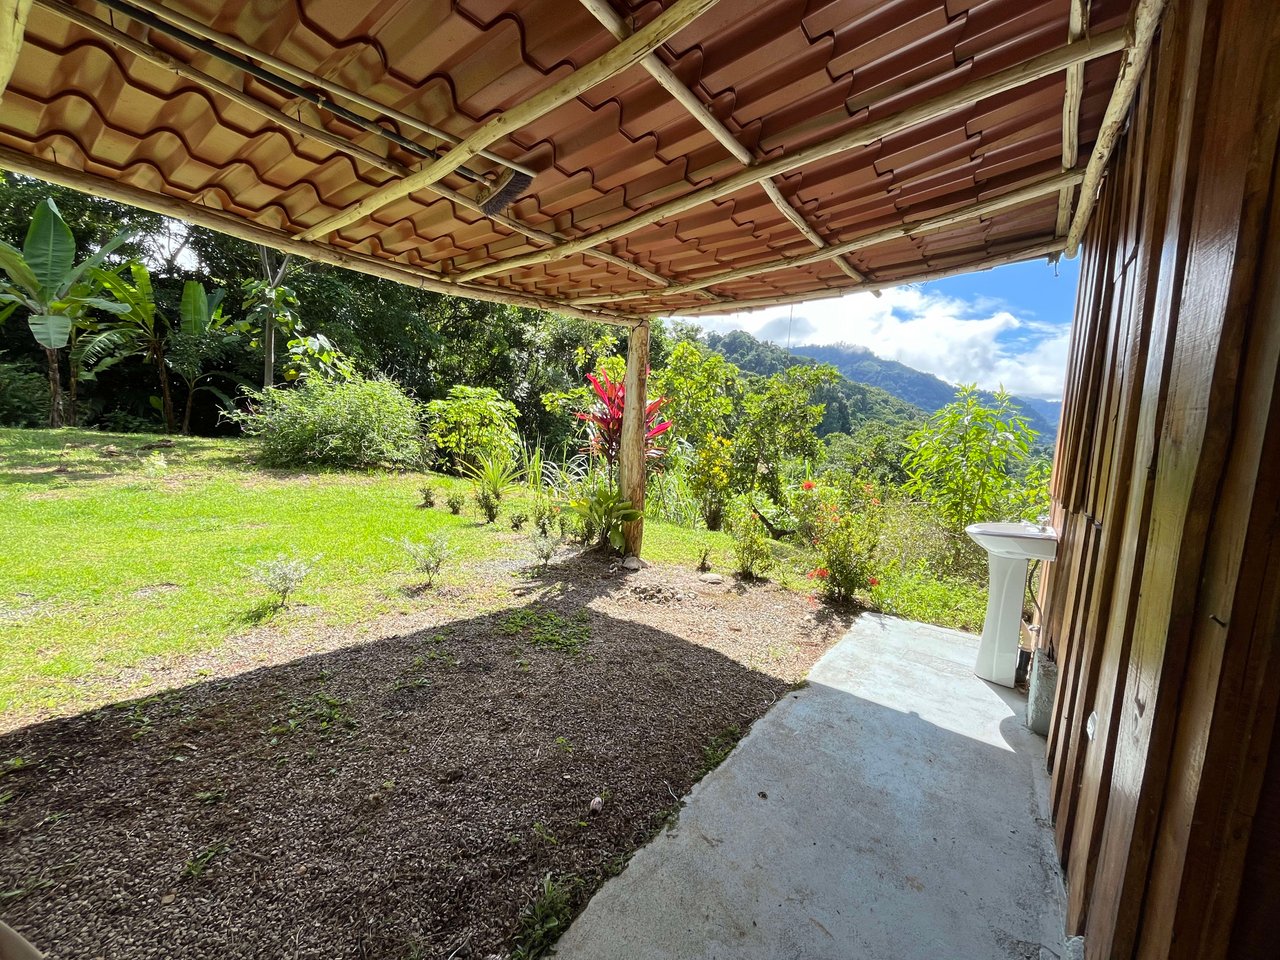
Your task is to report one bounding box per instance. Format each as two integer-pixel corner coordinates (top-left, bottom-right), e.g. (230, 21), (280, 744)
(699, 573), (724, 584)
(622, 556), (643, 571)
(160, 891), (176, 905)
(590, 796), (604, 814)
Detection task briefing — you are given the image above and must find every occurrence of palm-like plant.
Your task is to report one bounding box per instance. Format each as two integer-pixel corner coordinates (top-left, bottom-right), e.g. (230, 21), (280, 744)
(576, 369), (672, 479)
(0, 199), (133, 426)
(81, 262), (176, 431)
(166, 281), (241, 434)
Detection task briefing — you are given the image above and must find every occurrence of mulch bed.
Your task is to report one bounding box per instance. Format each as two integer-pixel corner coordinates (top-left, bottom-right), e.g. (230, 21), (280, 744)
(0, 555), (854, 959)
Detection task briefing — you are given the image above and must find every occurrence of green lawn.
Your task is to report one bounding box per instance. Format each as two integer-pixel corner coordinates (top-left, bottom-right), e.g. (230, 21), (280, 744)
(0, 428), (734, 717)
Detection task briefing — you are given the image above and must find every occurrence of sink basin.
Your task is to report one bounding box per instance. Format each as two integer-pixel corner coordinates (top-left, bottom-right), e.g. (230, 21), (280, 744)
(965, 521), (1059, 688)
(965, 521), (1058, 561)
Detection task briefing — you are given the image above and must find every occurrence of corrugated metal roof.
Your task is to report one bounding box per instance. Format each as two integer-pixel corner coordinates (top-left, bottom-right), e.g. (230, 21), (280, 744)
(0, 0), (1134, 321)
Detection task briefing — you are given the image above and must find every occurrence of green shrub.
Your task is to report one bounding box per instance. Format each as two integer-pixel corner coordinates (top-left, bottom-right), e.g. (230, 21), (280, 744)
(0, 356), (49, 427)
(389, 534), (452, 586)
(569, 482), (641, 552)
(425, 385), (518, 472)
(243, 555), (314, 606)
(417, 483), (436, 508)
(464, 452), (520, 524)
(688, 435), (733, 530)
(446, 491), (465, 515)
(811, 512), (877, 601)
(729, 505), (773, 579)
(232, 375), (425, 469)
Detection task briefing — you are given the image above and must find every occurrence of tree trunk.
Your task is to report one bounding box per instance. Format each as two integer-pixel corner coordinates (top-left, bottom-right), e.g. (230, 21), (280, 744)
(182, 381), (195, 435)
(155, 351), (175, 433)
(44, 348), (63, 428)
(262, 318), (274, 389)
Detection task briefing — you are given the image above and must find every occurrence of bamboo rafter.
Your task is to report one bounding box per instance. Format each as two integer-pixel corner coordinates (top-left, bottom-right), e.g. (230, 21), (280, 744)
(1065, 0), (1172, 256)
(34, 0), (683, 295)
(296, 0), (723, 242)
(1056, 0), (1089, 237)
(673, 240), (1068, 317)
(575, 0), (871, 288)
(571, 169), (1083, 306)
(454, 27), (1128, 285)
(0, 143), (641, 327)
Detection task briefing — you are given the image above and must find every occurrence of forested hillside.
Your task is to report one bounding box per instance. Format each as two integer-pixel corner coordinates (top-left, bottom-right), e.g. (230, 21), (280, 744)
(791, 342), (1062, 440)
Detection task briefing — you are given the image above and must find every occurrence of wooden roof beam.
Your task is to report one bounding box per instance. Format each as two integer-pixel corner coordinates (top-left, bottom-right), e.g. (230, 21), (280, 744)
(455, 26), (1128, 284)
(0, 143), (640, 327)
(673, 240), (1067, 317)
(0, 0), (32, 101)
(1066, 0), (1171, 256)
(1056, 0), (1088, 237)
(571, 169), (1083, 305)
(297, 0), (723, 242)
(578, 0), (873, 289)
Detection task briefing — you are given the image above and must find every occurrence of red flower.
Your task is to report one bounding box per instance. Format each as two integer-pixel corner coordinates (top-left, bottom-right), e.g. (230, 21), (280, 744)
(807, 567), (830, 580)
(863, 483), (874, 494)
(871, 497), (881, 506)
(868, 576), (880, 587)
(801, 480), (816, 491)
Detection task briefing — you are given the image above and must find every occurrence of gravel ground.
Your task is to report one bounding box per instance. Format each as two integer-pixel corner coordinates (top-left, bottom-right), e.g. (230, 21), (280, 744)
(0, 554), (854, 959)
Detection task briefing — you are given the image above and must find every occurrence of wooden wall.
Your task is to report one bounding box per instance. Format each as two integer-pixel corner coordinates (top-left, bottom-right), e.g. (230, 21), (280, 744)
(1038, 0), (1280, 956)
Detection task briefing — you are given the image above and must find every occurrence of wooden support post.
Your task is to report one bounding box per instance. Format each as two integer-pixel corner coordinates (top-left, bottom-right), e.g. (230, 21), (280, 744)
(619, 319), (650, 558)
(0, 0), (32, 101)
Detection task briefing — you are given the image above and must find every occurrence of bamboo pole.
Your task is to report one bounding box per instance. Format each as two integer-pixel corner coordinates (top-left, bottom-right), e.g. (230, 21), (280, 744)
(619, 319), (650, 557)
(37, 0), (676, 293)
(1056, 0), (1088, 237)
(298, 0), (723, 242)
(1065, 0), (1171, 256)
(456, 27), (1127, 283)
(0, 143), (640, 327)
(672, 240), (1067, 316)
(571, 169), (1082, 305)
(121, 0), (535, 178)
(0, 0), (32, 101)
(579, 0), (871, 286)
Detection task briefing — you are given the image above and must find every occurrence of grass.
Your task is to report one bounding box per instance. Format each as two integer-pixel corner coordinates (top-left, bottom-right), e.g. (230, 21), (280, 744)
(511, 873), (580, 960)
(0, 428), (736, 717)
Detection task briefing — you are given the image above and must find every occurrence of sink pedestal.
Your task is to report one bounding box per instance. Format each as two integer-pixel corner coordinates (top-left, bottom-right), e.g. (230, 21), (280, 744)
(974, 553), (1027, 687)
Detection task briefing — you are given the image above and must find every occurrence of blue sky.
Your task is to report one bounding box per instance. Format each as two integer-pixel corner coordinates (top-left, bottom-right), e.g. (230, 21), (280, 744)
(677, 255), (1081, 400)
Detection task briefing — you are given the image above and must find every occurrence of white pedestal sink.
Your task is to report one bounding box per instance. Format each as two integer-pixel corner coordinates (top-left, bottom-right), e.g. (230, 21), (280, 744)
(965, 522), (1058, 687)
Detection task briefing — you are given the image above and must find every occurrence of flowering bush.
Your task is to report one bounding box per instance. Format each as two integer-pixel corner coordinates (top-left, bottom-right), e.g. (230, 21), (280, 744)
(813, 512), (877, 601)
(729, 503), (774, 579)
(689, 434), (734, 530)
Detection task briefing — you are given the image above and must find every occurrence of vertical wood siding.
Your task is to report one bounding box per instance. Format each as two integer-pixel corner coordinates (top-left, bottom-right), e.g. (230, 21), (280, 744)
(1040, 0), (1280, 956)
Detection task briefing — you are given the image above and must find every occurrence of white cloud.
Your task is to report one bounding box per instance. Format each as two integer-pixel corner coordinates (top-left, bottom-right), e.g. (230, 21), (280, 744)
(678, 286), (1071, 400)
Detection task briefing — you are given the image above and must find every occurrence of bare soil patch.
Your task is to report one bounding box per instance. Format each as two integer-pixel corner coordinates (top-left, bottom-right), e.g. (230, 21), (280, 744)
(0, 555), (853, 959)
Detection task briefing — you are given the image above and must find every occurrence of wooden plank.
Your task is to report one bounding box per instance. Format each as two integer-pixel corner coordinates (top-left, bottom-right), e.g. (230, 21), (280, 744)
(298, 0), (724, 241)
(619, 320), (650, 557)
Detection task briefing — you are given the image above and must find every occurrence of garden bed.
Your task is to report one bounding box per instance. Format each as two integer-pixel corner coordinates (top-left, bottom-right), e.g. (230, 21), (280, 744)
(0, 555), (853, 959)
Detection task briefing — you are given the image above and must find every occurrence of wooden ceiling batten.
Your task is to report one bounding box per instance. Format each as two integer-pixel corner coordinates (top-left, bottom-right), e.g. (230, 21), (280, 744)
(454, 27), (1129, 284)
(672, 239), (1068, 317)
(296, 0), (725, 242)
(571, 168), (1084, 306)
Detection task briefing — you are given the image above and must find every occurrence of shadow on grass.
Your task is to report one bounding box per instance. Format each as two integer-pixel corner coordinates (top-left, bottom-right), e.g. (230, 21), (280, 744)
(0, 577), (792, 960)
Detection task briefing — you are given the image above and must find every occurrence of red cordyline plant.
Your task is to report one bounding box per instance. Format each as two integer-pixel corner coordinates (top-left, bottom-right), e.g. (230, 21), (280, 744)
(577, 369), (672, 477)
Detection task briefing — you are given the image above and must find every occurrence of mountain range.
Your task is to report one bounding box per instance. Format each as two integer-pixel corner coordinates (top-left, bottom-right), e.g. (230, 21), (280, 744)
(700, 331), (1062, 442)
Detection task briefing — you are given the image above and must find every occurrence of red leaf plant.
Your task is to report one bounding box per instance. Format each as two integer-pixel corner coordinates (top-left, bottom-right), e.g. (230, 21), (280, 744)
(576, 369), (673, 475)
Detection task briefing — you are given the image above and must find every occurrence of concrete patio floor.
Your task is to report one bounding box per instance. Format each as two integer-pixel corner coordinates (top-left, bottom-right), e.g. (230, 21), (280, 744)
(554, 613), (1066, 960)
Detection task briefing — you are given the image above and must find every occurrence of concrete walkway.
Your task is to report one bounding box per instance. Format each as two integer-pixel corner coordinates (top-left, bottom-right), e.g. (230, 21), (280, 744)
(554, 613), (1066, 960)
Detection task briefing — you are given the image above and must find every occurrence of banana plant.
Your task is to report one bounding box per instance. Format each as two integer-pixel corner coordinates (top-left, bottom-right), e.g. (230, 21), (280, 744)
(82, 262), (177, 431)
(167, 280), (245, 434)
(0, 199), (134, 426)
